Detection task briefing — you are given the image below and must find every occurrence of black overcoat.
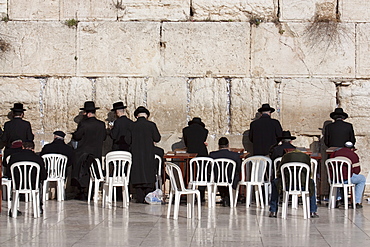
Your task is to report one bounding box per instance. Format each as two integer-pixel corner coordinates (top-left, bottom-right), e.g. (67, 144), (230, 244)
(249, 114), (283, 155)
(2, 118), (34, 148)
(182, 123), (209, 157)
(324, 120), (356, 147)
(110, 115), (133, 151)
(125, 117), (161, 185)
(40, 138), (75, 167)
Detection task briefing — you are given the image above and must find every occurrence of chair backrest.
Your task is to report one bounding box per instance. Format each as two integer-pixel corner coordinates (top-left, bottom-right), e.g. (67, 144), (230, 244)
(10, 161), (40, 191)
(310, 158), (318, 184)
(189, 157), (214, 183)
(105, 151), (132, 184)
(155, 154), (162, 177)
(273, 157), (282, 179)
(241, 156), (268, 183)
(89, 158), (104, 181)
(42, 154), (68, 179)
(280, 162), (310, 193)
(213, 158), (236, 185)
(325, 157), (353, 185)
(166, 162), (187, 192)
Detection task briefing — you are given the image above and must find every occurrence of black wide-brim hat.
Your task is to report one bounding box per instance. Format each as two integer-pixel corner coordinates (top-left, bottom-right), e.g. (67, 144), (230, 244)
(53, 131), (66, 138)
(111, 101), (127, 111)
(188, 117), (205, 128)
(330, 108), (348, 120)
(134, 106), (150, 117)
(80, 101), (100, 111)
(11, 103), (26, 112)
(258, 103), (275, 113)
(277, 130), (296, 142)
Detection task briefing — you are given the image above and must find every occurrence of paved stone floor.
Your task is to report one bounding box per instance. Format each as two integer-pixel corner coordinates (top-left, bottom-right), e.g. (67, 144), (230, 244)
(1, 199), (370, 247)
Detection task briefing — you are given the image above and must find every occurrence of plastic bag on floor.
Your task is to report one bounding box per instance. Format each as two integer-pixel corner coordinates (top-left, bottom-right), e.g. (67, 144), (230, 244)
(145, 189), (163, 205)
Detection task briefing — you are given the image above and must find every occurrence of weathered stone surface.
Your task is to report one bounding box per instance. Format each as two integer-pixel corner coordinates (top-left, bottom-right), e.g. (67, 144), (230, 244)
(192, 0), (276, 21)
(147, 77), (187, 134)
(280, 0), (336, 21)
(230, 78), (279, 134)
(0, 22), (76, 76)
(9, 0), (59, 20)
(162, 22), (250, 77)
(356, 24), (370, 78)
(252, 23), (355, 77)
(0, 0), (6, 18)
(77, 22), (161, 76)
(118, 0), (189, 21)
(280, 78), (336, 135)
(61, 0), (116, 21)
(341, 0), (370, 22)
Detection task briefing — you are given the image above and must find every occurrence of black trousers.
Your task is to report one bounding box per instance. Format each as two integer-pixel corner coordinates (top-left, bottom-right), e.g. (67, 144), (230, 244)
(134, 183), (154, 203)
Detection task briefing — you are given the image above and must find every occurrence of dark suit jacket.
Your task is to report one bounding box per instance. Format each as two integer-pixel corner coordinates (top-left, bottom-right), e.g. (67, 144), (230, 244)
(125, 117), (161, 185)
(324, 120), (356, 147)
(110, 115), (133, 151)
(7, 149), (47, 189)
(2, 117), (34, 148)
(249, 114), (283, 155)
(182, 123), (209, 157)
(270, 142), (296, 162)
(40, 138), (75, 167)
(209, 149), (241, 189)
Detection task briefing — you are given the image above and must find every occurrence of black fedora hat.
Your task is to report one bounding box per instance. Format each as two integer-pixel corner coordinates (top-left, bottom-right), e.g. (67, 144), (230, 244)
(277, 130), (296, 142)
(80, 101), (100, 111)
(330, 108), (348, 120)
(111, 101), (127, 111)
(53, 130), (66, 138)
(11, 103), (26, 112)
(188, 117), (205, 128)
(134, 106), (150, 117)
(258, 103), (275, 113)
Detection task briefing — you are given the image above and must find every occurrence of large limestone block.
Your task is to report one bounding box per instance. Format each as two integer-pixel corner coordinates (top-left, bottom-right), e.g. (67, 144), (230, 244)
(147, 77), (188, 133)
(94, 77), (148, 120)
(341, 0), (370, 22)
(0, 22), (76, 76)
(162, 22), (250, 77)
(230, 78), (278, 134)
(356, 24), (370, 78)
(9, 0), (59, 20)
(188, 78), (229, 135)
(280, 78), (336, 135)
(337, 80), (370, 136)
(280, 0), (336, 21)
(118, 0), (189, 21)
(61, 0), (116, 21)
(0, 0), (6, 18)
(192, 0), (276, 21)
(252, 23), (355, 77)
(77, 22), (161, 77)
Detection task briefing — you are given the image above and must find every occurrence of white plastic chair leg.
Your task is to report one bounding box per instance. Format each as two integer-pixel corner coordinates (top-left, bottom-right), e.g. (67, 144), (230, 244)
(173, 193), (181, 220)
(234, 184), (240, 207)
(292, 195), (298, 209)
(167, 191), (173, 218)
(229, 186), (234, 208)
(246, 185), (251, 208)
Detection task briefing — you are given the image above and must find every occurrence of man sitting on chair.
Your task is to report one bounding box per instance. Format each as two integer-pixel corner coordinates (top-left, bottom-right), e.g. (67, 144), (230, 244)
(269, 150), (319, 218)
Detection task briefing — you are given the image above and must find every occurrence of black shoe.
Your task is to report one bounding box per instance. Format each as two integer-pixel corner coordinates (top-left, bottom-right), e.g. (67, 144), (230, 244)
(40, 207), (44, 214)
(356, 203), (363, 209)
(335, 200), (341, 208)
(269, 211), (277, 218)
(222, 197), (230, 207)
(9, 209), (22, 217)
(310, 212), (319, 218)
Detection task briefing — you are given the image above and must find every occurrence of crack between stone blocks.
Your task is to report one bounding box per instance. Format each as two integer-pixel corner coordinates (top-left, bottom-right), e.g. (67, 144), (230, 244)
(38, 77), (47, 139)
(277, 0), (280, 19)
(159, 22), (164, 77)
(186, 78), (194, 122)
(225, 78), (231, 135)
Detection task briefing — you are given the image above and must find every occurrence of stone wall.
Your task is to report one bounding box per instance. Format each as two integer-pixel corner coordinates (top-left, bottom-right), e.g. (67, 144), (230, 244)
(1, 0), (370, 180)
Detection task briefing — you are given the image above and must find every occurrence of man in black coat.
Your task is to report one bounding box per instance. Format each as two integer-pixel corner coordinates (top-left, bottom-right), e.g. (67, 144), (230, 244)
(1, 103), (34, 149)
(40, 131), (75, 167)
(109, 102), (133, 151)
(249, 103), (283, 155)
(209, 137), (241, 207)
(125, 106), (161, 203)
(269, 131), (297, 162)
(182, 117), (209, 157)
(324, 108), (356, 148)
(72, 101), (106, 189)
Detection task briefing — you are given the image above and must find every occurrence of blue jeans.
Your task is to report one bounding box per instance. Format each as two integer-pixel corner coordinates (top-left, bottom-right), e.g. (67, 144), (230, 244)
(336, 174), (366, 204)
(269, 178), (317, 213)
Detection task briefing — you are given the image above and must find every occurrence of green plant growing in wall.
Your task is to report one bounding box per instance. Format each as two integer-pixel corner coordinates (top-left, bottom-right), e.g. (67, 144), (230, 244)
(112, 0), (125, 10)
(1, 15), (9, 22)
(249, 15), (264, 27)
(65, 19), (79, 28)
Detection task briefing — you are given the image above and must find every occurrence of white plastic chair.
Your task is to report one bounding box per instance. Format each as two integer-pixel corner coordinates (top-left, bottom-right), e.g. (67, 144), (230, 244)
(234, 156), (266, 208)
(41, 154), (68, 202)
(188, 157), (214, 208)
(102, 151), (132, 208)
(88, 158), (105, 204)
(325, 157), (355, 209)
(2, 155), (12, 209)
(166, 162), (201, 220)
(281, 162), (311, 219)
(212, 158), (236, 208)
(155, 154), (162, 190)
(273, 157), (282, 179)
(10, 161), (41, 218)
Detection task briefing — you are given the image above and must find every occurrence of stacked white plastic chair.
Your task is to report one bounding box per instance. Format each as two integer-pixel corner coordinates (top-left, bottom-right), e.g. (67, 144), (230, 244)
(88, 158), (105, 204)
(41, 154), (68, 202)
(2, 156), (12, 209)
